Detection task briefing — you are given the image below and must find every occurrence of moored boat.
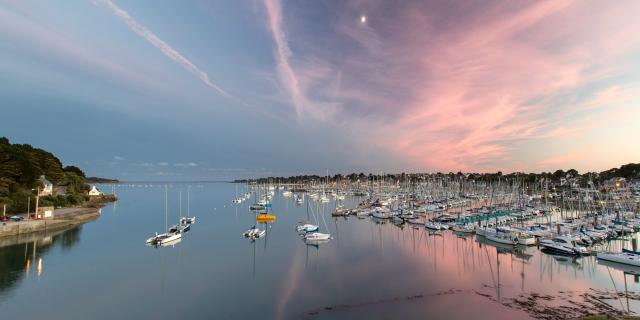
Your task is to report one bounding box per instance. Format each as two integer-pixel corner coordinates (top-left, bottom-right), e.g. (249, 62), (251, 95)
(597, 249), (640, 267)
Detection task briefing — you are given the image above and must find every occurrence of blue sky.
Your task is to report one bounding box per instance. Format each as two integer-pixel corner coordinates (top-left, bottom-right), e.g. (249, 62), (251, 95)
(2, 0), (639, 180)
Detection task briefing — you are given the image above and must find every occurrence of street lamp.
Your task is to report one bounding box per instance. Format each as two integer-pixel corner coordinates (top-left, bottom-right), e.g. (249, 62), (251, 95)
(31, 187), (40, 220)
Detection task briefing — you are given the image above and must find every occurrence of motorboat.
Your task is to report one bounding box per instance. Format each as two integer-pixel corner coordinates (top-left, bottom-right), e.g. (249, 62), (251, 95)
(539, 236), (588, 255)
(243, 226), (265, 239)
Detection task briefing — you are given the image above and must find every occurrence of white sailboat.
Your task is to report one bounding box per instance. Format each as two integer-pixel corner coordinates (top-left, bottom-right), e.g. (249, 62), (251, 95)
(304, 232), (331, 241)
(597, 249), (640, 267)
(146, 185), (182, 245)
(180, 187), (196, 226)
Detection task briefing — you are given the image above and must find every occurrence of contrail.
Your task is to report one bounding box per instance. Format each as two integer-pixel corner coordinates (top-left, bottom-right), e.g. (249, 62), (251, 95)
(96, 0), (245, 105)
(264, 0), (305, 116)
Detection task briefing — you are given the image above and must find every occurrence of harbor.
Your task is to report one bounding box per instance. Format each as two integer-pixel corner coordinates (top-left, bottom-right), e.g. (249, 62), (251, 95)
(0, 181), (639, 319)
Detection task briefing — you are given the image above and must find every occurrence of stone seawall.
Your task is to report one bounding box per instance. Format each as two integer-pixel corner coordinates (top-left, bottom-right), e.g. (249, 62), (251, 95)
(0, 207), (100, 238)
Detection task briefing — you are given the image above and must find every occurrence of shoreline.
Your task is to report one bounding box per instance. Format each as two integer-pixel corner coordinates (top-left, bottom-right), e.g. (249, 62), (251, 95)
(0, 206), (103, 239)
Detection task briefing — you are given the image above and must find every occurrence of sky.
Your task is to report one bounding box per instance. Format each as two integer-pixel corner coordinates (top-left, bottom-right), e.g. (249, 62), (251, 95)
(1, 0), (639, 180)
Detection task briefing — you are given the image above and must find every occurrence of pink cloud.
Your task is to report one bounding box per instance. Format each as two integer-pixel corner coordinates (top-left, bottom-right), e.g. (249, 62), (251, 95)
(269, 0), (640, 171)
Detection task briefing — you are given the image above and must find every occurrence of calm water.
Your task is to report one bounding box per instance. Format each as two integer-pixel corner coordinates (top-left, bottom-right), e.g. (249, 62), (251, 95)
(0, 182), (639, 319)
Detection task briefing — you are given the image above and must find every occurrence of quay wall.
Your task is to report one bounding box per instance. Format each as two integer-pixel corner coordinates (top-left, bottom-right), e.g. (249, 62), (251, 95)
(0, 208), (100, 238)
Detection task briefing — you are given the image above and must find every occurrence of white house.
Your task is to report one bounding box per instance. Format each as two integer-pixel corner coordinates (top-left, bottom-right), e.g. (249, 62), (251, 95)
(88, 186), (103, 196)
(39, 175), (53, 196)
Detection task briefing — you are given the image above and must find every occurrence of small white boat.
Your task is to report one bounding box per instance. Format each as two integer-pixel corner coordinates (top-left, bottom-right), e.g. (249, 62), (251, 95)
(425, 222), (447, 230)
(243, 226), (265, 238)
(296, 223), (319, 233)
(515, 234), (536, 245)
(180, 216), (196, 225)
(485, 229), (516, 245)
(597, 249), (640, 267)
(451, 224), (475, 234)
(304, 232), (331, 241)
(372, 207), (392, 219)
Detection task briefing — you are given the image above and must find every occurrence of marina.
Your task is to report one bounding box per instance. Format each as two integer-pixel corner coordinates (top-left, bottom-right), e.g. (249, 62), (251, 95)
(1, 181), (639, 319)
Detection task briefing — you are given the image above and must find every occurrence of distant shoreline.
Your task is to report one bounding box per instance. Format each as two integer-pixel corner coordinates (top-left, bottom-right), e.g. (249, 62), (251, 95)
(97, 180), (233, 184)
(86, 177), (120, 183)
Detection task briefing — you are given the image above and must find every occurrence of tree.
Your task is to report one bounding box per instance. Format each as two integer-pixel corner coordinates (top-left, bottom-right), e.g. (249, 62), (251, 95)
(64, 165), (86, 178)
(553, 170), (565, 180)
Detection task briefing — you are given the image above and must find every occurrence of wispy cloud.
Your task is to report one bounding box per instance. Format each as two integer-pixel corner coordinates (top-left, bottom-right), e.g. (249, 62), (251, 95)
(113, 156), (125, 161)
(95, 0), (247, 106)
(263, 0), (306, 117)
(269, 0), (640, 172)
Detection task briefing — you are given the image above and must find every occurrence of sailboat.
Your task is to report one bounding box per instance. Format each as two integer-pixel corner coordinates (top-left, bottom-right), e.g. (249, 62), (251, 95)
(180, 187), (196, 226)
(169, 191), (189, 233)
(303, 197), (331, 243)
(297, 199), (319, 233)
(303, 232), (331, 241)
(597, 249), (640, 267)
(146, 185), (182, 245)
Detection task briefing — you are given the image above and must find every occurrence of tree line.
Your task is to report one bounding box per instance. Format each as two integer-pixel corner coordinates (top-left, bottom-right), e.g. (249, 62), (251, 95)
(234, 164), (640, 186)
(0, 137), (91, 213)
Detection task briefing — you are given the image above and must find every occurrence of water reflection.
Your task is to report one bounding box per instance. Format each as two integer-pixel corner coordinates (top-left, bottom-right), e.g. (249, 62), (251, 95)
(1, 183), (639, 319)
(0, 225), (85, 297)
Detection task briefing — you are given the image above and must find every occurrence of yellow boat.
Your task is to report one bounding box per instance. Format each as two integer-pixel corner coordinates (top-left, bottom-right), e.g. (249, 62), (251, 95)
(256, 214), (276, 223)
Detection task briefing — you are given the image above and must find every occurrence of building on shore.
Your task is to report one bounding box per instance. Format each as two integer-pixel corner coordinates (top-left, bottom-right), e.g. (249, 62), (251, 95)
(38, 175), (53, 196)
(88, 186), (103, 196)
(36, 206), (54, 219)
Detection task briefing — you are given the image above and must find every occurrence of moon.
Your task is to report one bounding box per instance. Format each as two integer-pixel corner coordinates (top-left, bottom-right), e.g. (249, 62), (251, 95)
(360, 15), (367, 24)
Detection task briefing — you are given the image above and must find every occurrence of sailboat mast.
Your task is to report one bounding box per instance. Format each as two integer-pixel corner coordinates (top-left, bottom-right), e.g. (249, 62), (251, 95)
(165, 185), (168, 230)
